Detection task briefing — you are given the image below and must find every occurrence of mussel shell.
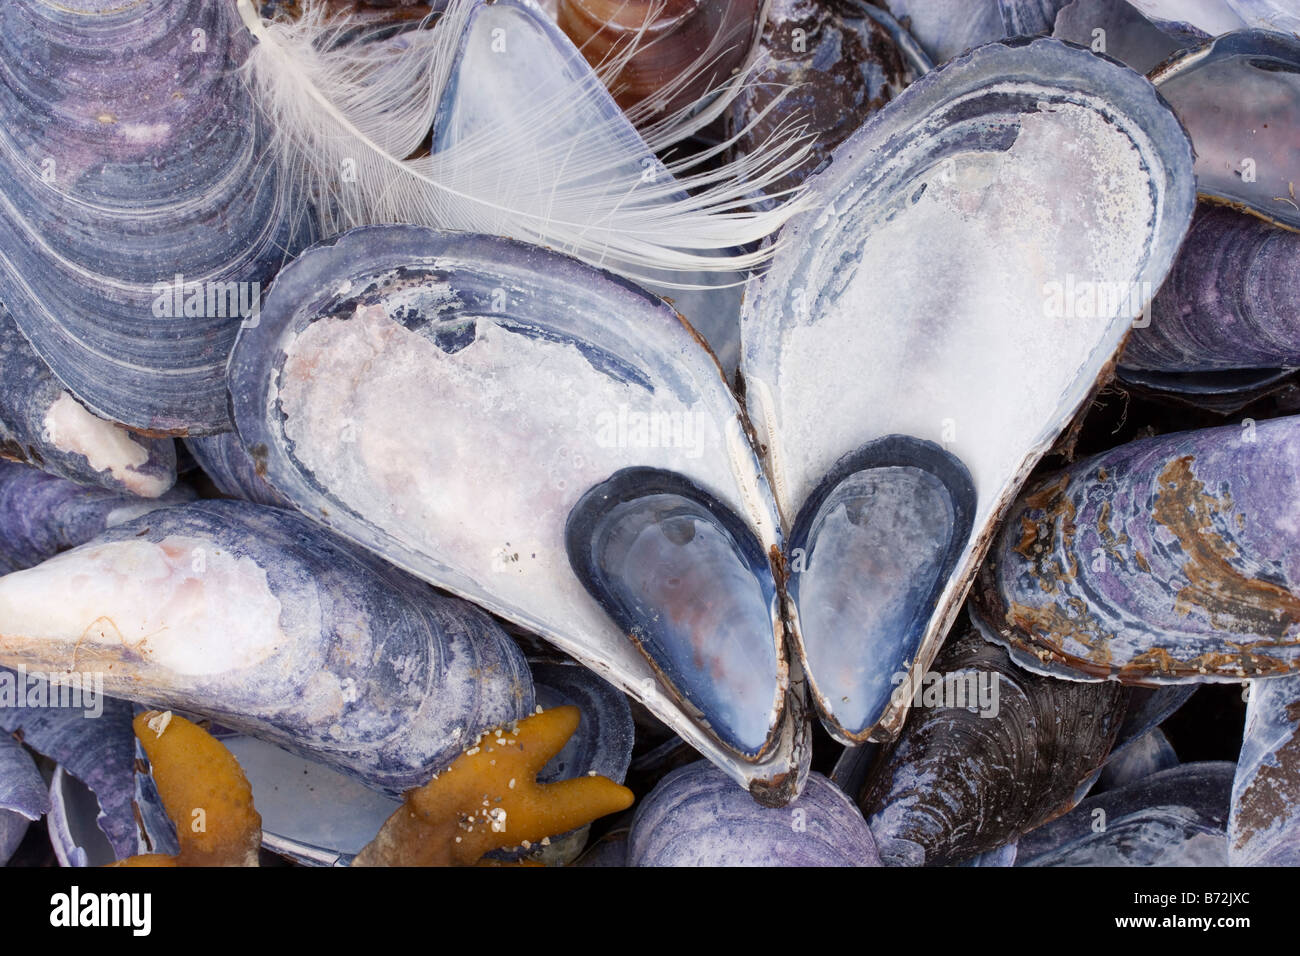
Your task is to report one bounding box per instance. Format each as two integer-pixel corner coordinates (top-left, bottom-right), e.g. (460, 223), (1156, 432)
(871, 0), (1068, 66)
(554, 0), (762, 118)
(0, 500), (535, 791)
(530, 662), (634, 786)
(0, 307), (176, 497)
(1151, 30), (1300, 230)
(0, 0), (308, 435)
(184, 432), (291, 509)
(1099, 728), (1179, 791)
(1017, 762), (1234, 866)
(741, 35), (1195, 742)
(1125, 0), (1242, 39)
(628, 761), (880, 866)
(1051, 0), (1186, 73)
(1121, 204), (1300, 374)
(228, 225), (804, 797)
(1231, 673), (1300, 865)
(0, 730), (46, 865)
(0, 460), (193, 575)
(726, 0), (921, 202)
(858, 628), (1128, 866)
(972, 415), (1300, 682)
(0, 687), (164, 861)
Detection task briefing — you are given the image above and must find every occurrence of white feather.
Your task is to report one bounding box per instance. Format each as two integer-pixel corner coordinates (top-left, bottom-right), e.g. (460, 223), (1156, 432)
(235, 0), (811, 289)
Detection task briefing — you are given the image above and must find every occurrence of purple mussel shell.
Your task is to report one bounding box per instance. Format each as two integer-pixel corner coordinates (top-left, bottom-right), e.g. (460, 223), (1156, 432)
(0, 687), (171, 862)
(1121, 204), (1300, 373)
(972, 415), (1300, 683)
(1099, 729), (1180, 791)
(0, 308), (175, 497)
(627, 762), (880, 866)
(1017, 762), (1234, 866)
(0, 460), (193, 574)
(184, 432), (291, 509)
(0, 499), (534, 791)
(859, 628), (1126, 866)
(0, 0), (309, 435)
(1231, 673), (1300, 865)
(0, 730), (47, 865)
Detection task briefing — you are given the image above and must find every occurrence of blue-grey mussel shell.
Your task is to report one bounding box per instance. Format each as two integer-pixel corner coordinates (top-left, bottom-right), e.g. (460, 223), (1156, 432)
(1151, 30), (1300, 230)
(0, 730), (47, 865)
(227, 224), (801, 798)
(0, 0), (308, 435)
(1017, 762), (1235, 866)
(858, 628), (1127, 866)
(0, 460), (193, 575)
(740, 35), (1195, 744)
(1231, 673), (1300, 865)
(0, 499), (534, 791)
(870, 0), (1069, 65)
(184, 432), (291, 509)
(972, 415), (1300, 682)
(0, 307), (176, 497)
(628, 761), (880, 866)
(1051, 0), (1185, 74)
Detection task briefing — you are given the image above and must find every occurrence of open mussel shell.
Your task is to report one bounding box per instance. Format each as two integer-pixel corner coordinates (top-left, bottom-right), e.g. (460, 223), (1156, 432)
(628, 761), (880, 866)
(0, 731), (46, 865)
(972, 415), (1300, 683)
(0, 461), (193, 575)
(1231, 674), (1300, 865)
(858, 628), (1128, 866)
(1125, 0), (1244, 39)
(228, 225), (805, 799)
(0, 500), (534, 791)
(1120, 204), (1300, 378)
(428, 0), (749, 373)
(0, 0), (307, 436)
(741, 36), (1196, 743)
(1017, 762), (1234, 866)
(0, 307), (176, 498)
(1152, 30), (1300, 230)
(726, 0), (923, 203)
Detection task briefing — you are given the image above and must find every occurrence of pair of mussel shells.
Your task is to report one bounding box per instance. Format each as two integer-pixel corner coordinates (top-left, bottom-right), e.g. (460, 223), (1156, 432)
(217, 31), (1194, 799)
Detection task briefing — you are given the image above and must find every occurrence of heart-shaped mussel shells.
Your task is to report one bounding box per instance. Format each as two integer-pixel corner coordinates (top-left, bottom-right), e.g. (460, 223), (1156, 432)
(0, 0), (308, 435)
(741, 36), (1196, 743)
(229, 225), (802, 797)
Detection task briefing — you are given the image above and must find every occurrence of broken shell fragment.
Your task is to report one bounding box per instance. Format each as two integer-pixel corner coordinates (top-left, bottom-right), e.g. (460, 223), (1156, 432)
(741, 36), (1196, 742)
(972, 416), (1300, 683)
(0, 730), (46, 865)
(0, 309), (176, 498)
(0, 499), (535, 790)
(1231, 673), (1300, 866)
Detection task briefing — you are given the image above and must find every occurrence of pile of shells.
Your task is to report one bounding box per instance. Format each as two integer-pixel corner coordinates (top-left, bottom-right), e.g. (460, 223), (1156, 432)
(1, 0), (1299, 868)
